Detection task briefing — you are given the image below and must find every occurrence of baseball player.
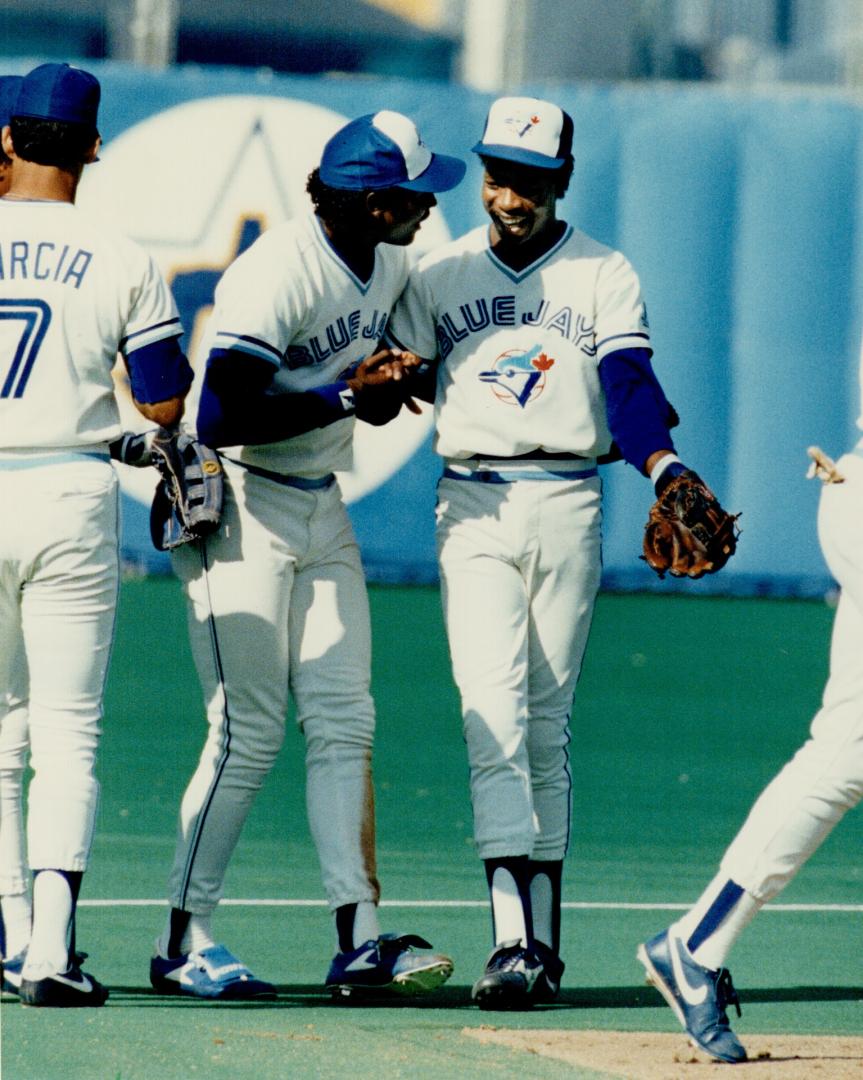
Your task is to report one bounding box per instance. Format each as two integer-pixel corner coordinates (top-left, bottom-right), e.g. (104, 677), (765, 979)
(386, 95), (729, 1009)
(0, 62), (193, 1006)
(0, 72), (32, 997)
(149, 111), (466, 1000)
(637, 407), (863, 1059)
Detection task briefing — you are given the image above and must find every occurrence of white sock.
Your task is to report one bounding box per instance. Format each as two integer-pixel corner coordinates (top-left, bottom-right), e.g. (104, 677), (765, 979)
(22, 871), (73, 977)
(353, 901), (380, 949)
(672, 873), (763, 970)
(158, 912), (216, 958)
(1, 891), (32, 959)
(490, 867), (528, 947)
(333, 901), (381, 953)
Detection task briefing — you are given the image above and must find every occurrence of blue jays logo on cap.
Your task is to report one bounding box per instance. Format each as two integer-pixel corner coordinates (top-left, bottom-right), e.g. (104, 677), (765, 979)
(14, 63), (100, 129)
(0, 76), (23, 130)
(319, 110), (465, 193)
(473, 96), (573, 170)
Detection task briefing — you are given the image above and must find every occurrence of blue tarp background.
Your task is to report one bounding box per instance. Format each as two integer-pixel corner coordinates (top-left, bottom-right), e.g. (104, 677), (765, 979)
(8, 61), (859, 595)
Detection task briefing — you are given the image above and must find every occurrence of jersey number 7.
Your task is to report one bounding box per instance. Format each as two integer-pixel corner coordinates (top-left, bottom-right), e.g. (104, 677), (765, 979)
(1, 299), (52, 398)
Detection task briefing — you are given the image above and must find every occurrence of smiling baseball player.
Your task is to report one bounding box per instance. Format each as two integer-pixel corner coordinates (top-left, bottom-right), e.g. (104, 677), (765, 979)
(386, 95), (735, 1009)
(0, 62), (192, 1006)
(149, 111), (466, 1000)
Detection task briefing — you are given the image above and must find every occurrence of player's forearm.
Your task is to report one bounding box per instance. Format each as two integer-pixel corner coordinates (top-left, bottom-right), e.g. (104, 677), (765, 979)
(196, 371), (355, 447)
(599, 347), (678, 475)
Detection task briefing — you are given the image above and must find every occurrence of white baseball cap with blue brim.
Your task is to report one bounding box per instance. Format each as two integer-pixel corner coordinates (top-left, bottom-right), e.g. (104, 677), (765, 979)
(473, 96), (573, 169)
(319, 110), (466, 193)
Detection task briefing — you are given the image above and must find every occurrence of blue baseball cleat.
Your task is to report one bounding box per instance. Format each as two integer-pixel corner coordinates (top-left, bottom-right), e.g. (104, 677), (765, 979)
(150, 943), (276, 1000)
(325, 932), (453, 1000)
(471, 940), (545, 1010)
(637, 929), (747, 1063)
(2, 951), (26, 996)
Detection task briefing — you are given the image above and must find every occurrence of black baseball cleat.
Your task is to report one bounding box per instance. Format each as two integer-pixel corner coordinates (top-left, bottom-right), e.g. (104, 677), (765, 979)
(530, 941), (565, 1003)
(19, 954), (108, 1007)
(471, 940), (544, 1010)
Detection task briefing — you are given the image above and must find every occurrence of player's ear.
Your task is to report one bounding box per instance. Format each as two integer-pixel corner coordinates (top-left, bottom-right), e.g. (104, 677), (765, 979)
(365, 190), (386, 219)
(1, 125), (13, 159)
(83, 134), (102, 165)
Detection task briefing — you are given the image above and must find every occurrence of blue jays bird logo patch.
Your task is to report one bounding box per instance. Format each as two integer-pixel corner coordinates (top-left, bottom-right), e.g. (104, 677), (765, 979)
(478, 345), (554, 407)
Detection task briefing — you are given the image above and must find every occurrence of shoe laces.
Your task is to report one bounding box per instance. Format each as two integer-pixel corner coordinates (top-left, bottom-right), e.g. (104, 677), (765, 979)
(488, 943), (531, 973)
(715, 967), (742, 1020)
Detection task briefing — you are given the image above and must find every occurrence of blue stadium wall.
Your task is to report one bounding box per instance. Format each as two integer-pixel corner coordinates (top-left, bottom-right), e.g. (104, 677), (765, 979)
(8, 61), (861, 596)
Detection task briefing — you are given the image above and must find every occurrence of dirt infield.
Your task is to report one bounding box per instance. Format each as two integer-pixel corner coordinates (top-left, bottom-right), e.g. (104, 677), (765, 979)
(464, 1028), (863, 1078)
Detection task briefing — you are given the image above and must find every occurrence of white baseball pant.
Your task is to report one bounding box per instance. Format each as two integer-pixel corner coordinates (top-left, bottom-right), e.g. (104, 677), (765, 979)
(0, 454), (118, 872)
(167, 462), (378, 915)
(721, 450), (863, 899)
(436, 470), (602, 861)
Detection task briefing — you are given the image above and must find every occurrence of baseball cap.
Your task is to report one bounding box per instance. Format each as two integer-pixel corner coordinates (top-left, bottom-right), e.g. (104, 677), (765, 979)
(472, 96), (573, 170)
(0, 75), (23, 129)
(13, 63), (100, 129)
(319, 110), (466, 193)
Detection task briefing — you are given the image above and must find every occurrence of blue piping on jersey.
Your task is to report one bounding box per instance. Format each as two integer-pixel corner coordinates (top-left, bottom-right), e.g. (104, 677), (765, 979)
(119, 316), (181, 350)
(483, 223), (573, 284)
(597, 330), (651, 352)
(210, 334), (282, 366)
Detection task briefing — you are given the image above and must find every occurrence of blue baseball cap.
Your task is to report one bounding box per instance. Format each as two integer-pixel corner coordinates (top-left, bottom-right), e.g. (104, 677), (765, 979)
(0, 76), (23, 129)
(320, 110), (465, 193)
(473, 96), (574, 170)
(13, 63), (100, 129)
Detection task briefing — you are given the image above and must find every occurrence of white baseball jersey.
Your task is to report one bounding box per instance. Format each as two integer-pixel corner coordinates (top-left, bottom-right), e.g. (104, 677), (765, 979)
(198, 211), (410, 477)
(0, 200), (181, 449)
(388, 223), (650, 460)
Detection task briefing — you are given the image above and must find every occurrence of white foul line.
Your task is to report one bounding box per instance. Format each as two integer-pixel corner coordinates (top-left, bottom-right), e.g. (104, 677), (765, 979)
(77, 899), (863, 913)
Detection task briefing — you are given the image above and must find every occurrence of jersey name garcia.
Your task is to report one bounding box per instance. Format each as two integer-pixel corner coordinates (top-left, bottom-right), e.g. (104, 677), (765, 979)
(388, 224), (651, 460)
(200, 212), (410, 477)
(0, 201), (181, 449)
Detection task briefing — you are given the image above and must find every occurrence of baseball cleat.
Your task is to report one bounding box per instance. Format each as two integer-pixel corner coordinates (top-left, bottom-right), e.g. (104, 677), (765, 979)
(325, 932), (453, 1000)
(2, 951), (26, 996)
(637, 929), (747, 1064)
(530, 940), (565, 1003)
(150, 943), (276, 1000)
(471, 940), (544, 1010)
(19, 953), (108, 1007)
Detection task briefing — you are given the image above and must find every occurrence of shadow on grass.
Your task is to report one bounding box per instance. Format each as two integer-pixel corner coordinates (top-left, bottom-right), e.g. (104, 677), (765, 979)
(78, 983), (863, 1010)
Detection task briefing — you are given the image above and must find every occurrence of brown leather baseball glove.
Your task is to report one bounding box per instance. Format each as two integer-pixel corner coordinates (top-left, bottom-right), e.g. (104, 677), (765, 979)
(643, 469), (739, 579)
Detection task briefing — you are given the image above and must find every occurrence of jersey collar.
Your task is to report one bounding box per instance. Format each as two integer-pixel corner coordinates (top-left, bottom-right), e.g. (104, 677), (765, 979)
(484, 222), (573, 284)
(311, 213), (376, 295)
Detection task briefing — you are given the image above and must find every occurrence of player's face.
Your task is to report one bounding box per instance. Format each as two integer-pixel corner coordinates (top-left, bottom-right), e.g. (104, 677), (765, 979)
(482, 160), (558, 247)
(375, 188), (437, 246)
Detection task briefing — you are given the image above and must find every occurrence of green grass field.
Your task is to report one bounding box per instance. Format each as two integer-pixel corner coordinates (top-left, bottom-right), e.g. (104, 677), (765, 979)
(3, 580), (861, 1079)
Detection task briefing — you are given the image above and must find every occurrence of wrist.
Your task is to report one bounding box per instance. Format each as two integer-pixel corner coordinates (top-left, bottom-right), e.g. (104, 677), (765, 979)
(650, 453), (686, 495)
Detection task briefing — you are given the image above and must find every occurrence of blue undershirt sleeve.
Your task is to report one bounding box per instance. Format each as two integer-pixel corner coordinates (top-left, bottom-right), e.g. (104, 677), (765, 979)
(598, 347), (678, 474)
(196, 348), (357, 448)
(125, 336), (193, 404)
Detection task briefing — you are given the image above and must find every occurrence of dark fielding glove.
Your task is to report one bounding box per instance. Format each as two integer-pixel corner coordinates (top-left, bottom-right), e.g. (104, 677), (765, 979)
(109, 429), (156, 467)
(149, 428), (224, 551)
(642, 469), (740, 579)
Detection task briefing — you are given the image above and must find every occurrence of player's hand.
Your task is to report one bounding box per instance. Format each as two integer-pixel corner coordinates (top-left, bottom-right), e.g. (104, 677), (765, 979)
(346, 348), (421, 393)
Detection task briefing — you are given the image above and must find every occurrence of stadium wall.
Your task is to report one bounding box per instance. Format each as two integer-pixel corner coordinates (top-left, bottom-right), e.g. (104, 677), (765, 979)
(6, 60), (858, 595)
